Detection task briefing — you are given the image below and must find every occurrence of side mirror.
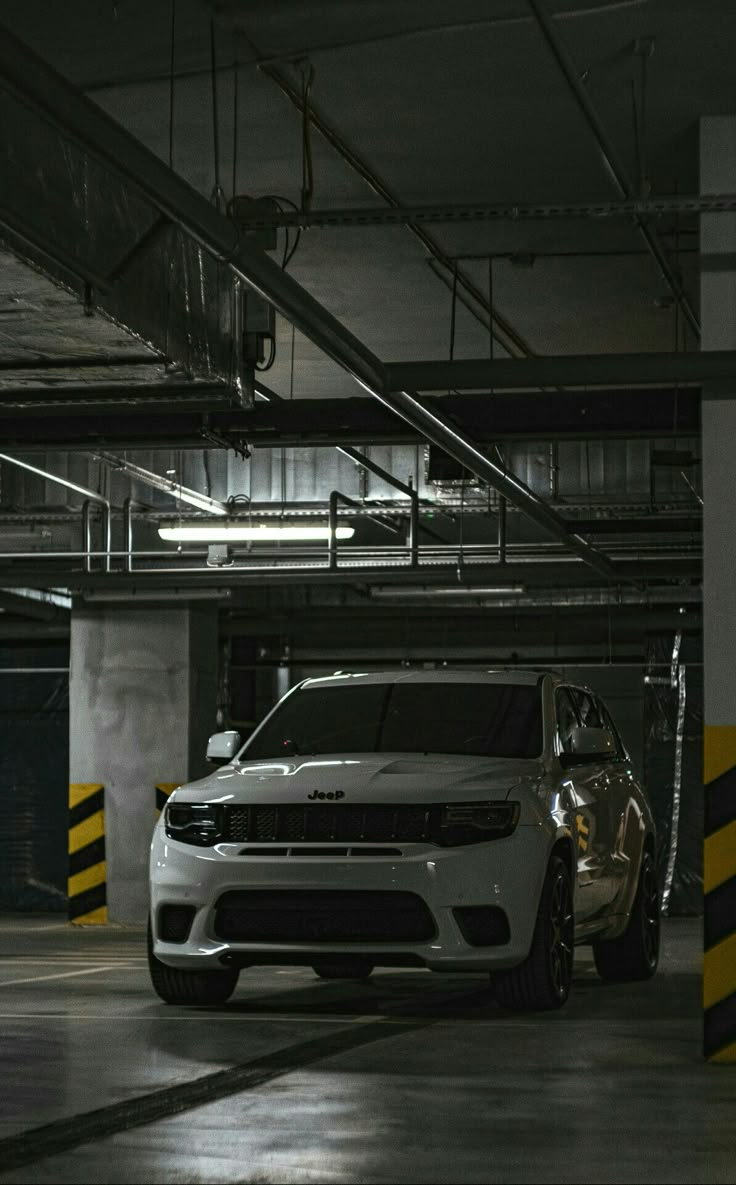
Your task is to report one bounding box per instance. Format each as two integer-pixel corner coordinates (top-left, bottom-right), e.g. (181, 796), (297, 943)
(560, 726), (616, 766)
(206, 730), (241, 766)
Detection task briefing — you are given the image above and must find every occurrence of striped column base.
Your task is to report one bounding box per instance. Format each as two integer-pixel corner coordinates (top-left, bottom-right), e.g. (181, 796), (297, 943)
(704, 726), (736, 1061)
(68, 783), (106, 925)
(156, 783), (181, 816)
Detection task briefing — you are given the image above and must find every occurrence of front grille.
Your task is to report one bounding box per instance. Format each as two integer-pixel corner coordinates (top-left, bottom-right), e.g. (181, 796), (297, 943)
(214, 890), (436, 944)
(224, 803), (434, 845)
(237, 846), (402, 858)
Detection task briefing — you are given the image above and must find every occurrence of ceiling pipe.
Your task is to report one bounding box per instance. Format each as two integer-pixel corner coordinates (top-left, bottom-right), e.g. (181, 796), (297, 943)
(258, 382), (413, 537)
(369, 586), (701, 608)
(256, 60), (534, 360)
(526, 0), (700, 340)
(0, 589), (68, 620)
(0, 452), (111, 572)
(0, 24), (617, 583)
(0, 555), (701, 592)
(91, 450), (228, 515)
(235, 192), (736, 229)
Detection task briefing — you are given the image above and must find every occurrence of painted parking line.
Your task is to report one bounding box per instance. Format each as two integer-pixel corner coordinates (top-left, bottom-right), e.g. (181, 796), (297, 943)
(0, 957), (146, 964)
(0, 966), (139, 988)
(0, 1012), (440, 1172)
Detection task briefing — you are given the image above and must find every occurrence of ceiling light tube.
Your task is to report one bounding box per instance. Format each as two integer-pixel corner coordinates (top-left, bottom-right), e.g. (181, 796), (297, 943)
(371, 584), (525, 598)
(158, 523), (355, 542)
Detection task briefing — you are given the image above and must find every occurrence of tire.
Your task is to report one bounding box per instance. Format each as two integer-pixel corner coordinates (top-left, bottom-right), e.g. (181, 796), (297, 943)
(147, 919), (239, 1005)
(313, 959), (374, 980)
(593, 849), (660, 983)
(493, 854), (574, 1011)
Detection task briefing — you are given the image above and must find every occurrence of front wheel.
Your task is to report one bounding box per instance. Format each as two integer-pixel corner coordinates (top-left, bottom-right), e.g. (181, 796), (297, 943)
(593, 849), (660, 983)
(148, 919), (239, 1005)
(493, 854), (574, 1011)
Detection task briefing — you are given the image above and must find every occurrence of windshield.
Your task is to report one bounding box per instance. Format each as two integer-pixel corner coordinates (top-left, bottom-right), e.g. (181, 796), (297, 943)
(243, 681), (542, 760)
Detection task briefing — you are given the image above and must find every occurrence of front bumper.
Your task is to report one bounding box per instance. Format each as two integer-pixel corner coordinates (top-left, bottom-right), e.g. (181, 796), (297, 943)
(150, 824), (551, 972)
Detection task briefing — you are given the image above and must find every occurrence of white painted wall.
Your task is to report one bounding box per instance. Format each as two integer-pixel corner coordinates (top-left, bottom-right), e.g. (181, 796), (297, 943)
(69, 606), (217, 921)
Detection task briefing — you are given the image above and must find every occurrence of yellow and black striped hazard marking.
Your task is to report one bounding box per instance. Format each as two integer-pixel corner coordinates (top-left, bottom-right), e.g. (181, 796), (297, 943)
(68, 783), (107, 925)
(156, 783), (180, 816)
(575, 813), (590, 854)
(704, 725), (736, 1062)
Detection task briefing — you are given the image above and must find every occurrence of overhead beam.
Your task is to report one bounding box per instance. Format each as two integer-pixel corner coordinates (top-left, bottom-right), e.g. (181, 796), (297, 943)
(387, 352), (736, 392)
(0, 589), (69, 621)
(526, 0), (700, 339)
(257, 60), (534, 360)
(0, 389), (700, 449)
(0, 24), (617, 583)
(0, 382), (234, 415)
(0, 557), (701, 593)
(234, 193), (736, 230)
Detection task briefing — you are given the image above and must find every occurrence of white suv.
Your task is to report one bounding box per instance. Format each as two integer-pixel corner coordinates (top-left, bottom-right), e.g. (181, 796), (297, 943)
(148, 669), (659, 1010)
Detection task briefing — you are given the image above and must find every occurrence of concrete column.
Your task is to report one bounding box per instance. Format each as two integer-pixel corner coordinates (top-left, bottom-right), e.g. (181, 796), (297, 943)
(69, 606), (218, 922)
(701, 116), (736, 1062)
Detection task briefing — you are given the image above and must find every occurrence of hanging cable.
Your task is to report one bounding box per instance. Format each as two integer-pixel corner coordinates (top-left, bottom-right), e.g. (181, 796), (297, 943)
(255, 336), (276, 371)
(168, 0), (176, 170)
(165, 0), (177, 364)
(231, 55), (239, 199)
(488, 257), (494, 364)
(300, 62), (316, 213)
(210, 18), (226, 211)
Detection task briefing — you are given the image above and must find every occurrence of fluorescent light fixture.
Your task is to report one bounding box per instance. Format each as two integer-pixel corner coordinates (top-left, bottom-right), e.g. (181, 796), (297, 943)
(83, 589), (232, 602)
(158, 523), (355, 542)
(371, 584), (525, 599)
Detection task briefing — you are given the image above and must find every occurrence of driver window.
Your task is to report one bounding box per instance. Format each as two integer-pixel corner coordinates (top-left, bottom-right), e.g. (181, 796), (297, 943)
(569, 688), (603, 729)
(555, 687), (580, 754)
(598, 699), (625, 758)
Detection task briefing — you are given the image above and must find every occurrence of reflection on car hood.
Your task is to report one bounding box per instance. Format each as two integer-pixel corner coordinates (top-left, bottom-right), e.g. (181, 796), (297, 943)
(173, 753), (544, 805)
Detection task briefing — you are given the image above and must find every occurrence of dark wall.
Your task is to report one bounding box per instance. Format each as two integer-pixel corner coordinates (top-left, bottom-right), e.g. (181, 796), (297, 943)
(0, 642), (69, 911)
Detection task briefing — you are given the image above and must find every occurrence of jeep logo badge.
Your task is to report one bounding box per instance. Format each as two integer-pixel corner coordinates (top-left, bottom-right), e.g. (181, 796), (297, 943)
(307, 789), (345, 800)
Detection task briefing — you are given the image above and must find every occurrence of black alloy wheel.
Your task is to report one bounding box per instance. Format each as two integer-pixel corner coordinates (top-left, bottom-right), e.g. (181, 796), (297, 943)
(147, 918), (240, 1005)
(593, 849), (660, 982)
(493, 854), (574, 1011)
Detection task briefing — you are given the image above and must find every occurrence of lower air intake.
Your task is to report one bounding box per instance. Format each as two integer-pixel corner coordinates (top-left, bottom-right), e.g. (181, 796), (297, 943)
(453, 906), (510, 947)
(214, 890), (436, 943)
(158, 904), (196, 943)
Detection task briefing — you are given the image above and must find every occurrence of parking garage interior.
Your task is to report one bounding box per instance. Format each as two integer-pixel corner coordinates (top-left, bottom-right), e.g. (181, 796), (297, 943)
(0, 1), (734, 1182)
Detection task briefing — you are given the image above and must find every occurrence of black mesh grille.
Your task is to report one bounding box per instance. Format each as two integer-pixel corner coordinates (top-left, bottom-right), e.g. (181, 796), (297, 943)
(224, 803), (434, 845)
(453, 906), (510, 947)
(214, 890), (436, 943)
(158, 904), (195, 943)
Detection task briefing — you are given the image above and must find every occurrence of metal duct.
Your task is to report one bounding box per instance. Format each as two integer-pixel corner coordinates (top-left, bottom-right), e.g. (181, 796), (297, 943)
(0, 24), (618, 584)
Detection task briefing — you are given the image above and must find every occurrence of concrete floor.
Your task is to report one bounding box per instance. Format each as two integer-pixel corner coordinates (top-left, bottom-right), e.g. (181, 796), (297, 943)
(0, 915), (732, 1184)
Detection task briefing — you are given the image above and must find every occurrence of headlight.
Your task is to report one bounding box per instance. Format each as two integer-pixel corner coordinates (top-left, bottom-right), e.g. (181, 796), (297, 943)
(435, 801), (520, 846)
(165, 802), (223, 846)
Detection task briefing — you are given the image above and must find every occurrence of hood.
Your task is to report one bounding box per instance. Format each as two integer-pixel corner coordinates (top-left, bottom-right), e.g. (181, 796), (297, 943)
(172, 752), (544, 805)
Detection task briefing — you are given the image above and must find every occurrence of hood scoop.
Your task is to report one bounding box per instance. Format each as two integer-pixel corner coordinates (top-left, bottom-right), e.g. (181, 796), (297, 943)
(378, 759), (468, 775)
